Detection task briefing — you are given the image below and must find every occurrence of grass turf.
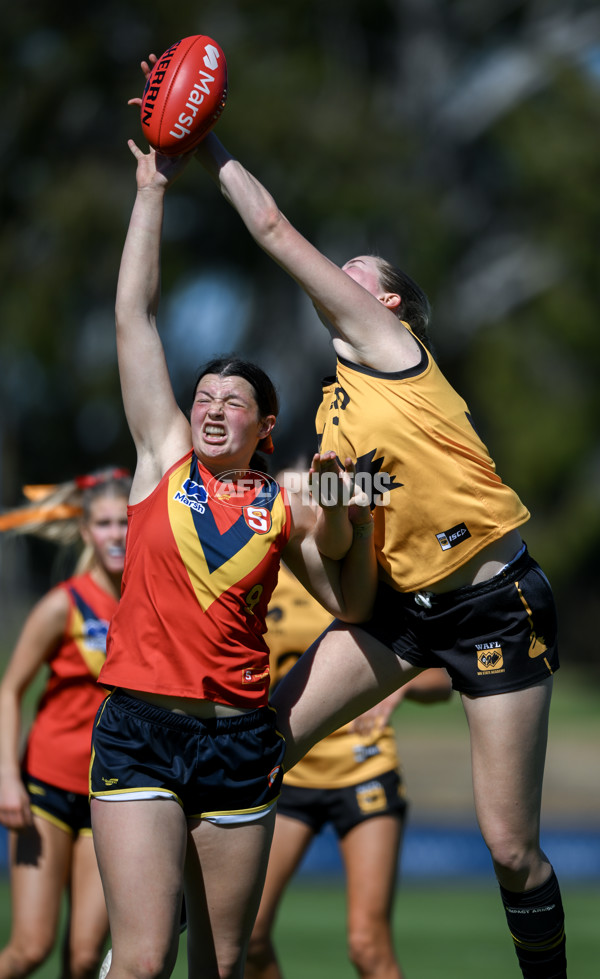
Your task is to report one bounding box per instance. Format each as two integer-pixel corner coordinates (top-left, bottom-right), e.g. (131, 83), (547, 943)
(0, 877), (596, 977)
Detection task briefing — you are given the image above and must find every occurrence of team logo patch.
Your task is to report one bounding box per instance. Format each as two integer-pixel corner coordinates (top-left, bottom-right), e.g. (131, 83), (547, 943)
(436, 522), (471, 551)
(476, 642), (505, 676)
(268, 765), (281, 787)
(241, 666), (270, 684)
(243, 506), (272, 534)
(174, 477), (208, 514)
(355, 780), (387, 814)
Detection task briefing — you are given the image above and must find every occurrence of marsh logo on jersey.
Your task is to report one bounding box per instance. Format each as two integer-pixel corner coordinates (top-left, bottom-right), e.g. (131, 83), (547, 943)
(174, 478), (209, 514)
(436, 522), (471, 551)
(476, 642), (505, 676)
(83, 618), (109, 653)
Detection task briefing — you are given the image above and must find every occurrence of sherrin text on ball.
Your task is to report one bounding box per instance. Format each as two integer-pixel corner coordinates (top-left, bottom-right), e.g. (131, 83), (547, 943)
(141, 35), (228, 155)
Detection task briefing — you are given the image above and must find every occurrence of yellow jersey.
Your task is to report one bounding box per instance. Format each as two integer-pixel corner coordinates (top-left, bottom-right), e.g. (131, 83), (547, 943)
(266, 565), (400, 789)
(317, 336), (530, 592)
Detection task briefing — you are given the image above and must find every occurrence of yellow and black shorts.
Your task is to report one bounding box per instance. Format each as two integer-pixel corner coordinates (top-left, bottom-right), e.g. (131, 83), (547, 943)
(24, 772), (92, 837)
(360, 547), (559, 696)
(90, 689), (285, 823)
(277, 768), (406, 839)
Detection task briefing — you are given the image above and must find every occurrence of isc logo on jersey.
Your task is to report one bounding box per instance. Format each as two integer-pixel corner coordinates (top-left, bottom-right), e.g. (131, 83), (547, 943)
(174, 478), (209, 514)
(244, 506), (272, 534)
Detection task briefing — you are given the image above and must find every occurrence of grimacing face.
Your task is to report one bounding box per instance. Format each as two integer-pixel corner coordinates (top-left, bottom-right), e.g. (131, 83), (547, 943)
(190, 374), (275, 474)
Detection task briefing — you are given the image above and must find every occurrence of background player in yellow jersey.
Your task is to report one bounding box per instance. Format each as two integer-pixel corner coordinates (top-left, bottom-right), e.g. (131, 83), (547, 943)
(194, 128), (567, 978)
(245, 551), (452, 979)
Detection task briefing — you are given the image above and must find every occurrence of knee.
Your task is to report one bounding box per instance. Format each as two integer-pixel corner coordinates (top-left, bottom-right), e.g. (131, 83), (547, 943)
(110, 946), (178, 979)
(485, 832), (545, 888)
(0, 936), (53, 977)
(347, 918), (395, 978)
(245, 928), (277, 975)
(67, 944), (106, 979)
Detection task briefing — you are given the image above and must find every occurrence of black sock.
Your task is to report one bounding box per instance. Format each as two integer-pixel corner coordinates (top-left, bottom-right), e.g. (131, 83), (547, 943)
(499, 869), (567, 978)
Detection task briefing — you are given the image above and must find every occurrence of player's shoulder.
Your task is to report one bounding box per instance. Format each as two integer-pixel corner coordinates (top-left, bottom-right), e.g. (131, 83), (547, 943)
(338, 326), (426, 377)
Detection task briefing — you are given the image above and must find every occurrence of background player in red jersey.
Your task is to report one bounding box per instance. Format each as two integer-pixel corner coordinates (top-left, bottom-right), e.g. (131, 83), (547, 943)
(0, 469), (130, 979)
(194, 129), (567, 979)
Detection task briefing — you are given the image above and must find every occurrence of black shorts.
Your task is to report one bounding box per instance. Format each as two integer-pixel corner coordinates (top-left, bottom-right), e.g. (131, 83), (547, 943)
(359, 547), (559, 696)
(24, 772), (92, 837)
(277, 769), (407, 839)
(90, 690), (285, 823)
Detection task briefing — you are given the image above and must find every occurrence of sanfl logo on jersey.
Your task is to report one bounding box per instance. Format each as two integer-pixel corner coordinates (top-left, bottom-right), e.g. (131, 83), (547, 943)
(174, 478), (209, 515)
(243, 506), (272, 534)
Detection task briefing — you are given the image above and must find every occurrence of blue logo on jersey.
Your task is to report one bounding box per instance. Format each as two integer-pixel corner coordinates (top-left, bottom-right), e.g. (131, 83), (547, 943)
(83, 619), (109, 652)
(174, 478), (209, 515)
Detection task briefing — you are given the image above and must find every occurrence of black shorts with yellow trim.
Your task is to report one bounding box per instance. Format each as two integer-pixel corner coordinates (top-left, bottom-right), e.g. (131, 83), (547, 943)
(359, 547), (559, 696)
(24, 772), (92, 837)
(277, 769), (407, 839)
(90, 689), (285, 823)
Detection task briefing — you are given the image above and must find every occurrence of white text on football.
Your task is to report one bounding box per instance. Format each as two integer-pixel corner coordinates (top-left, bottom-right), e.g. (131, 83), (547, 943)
(168, 72), (217, 140)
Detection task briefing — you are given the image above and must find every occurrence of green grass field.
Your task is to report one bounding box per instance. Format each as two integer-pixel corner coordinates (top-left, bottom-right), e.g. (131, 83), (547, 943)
(0, 876), (597, 977)
(0, 646), (597, 977)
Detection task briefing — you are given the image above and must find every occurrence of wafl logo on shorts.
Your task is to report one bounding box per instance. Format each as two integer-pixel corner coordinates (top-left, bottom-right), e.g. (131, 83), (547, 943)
(476, 642), (505, 676)
(174, 478), (209, 514)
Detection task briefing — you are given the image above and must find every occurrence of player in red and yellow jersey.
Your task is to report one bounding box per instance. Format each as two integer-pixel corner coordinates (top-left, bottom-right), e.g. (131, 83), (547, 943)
(246, 562), (451, 979)
(0, 470), (129, 979)
(197, 134), (566, 979)
(88, 127), (377, 979)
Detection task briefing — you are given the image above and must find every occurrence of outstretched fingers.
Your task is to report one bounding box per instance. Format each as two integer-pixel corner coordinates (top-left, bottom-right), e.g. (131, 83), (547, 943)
(127, 54), (158, 107)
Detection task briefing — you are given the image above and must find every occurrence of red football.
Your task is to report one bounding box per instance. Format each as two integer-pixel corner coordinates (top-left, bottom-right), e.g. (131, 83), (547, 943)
(140, 35), (228, 155)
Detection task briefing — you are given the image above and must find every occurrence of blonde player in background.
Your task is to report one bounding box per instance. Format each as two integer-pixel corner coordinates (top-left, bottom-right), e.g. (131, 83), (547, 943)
(0, 469), (130, 979)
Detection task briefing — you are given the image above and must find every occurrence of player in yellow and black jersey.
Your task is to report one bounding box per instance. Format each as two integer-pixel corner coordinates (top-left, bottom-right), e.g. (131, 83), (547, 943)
(198, 133), (567, 979)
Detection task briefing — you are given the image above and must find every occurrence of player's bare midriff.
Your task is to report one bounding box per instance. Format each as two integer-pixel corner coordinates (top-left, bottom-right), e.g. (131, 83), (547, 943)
(421, 528), (525, 594)
(121, 688), (253, 717)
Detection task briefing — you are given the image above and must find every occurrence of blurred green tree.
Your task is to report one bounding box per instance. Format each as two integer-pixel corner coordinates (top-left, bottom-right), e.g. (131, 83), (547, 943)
(1, 0), (598, 666)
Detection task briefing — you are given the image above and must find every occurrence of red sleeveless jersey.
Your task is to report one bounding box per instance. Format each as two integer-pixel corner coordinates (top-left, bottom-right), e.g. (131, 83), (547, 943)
(101, 452), (291, 708)
(22, 573), (116, 794)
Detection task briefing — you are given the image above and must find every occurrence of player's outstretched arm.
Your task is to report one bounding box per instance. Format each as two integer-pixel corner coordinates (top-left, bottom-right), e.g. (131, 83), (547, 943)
(195, 134), (415, 371)
(115, 144), (193, 492)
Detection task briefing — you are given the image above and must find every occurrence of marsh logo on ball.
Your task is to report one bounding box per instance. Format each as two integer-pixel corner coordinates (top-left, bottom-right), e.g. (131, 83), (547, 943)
(141, 34), (228, 155)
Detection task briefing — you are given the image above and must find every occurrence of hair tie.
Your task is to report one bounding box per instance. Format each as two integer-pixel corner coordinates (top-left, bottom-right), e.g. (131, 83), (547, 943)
(75, 467), (131, 490)
(258, 434), (274, 455)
